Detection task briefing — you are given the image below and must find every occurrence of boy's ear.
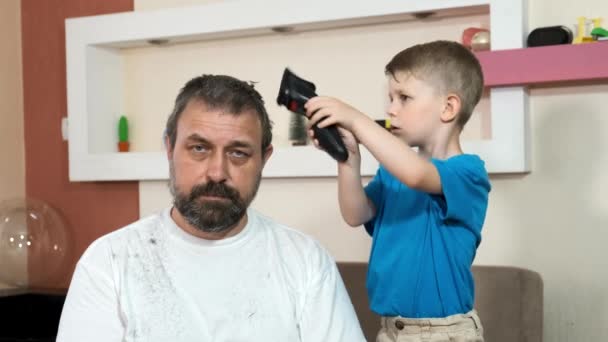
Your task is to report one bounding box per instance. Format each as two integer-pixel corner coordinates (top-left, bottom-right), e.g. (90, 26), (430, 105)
(440, 93), (461, 123)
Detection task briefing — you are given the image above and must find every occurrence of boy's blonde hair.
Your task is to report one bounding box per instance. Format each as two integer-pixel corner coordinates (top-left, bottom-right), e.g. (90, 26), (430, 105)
(385, 40), (484, 128)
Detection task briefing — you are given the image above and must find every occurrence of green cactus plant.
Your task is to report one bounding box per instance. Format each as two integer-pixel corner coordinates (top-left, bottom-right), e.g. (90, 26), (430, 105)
(118, 115), (129, 142)
(117, 115), (130, 152)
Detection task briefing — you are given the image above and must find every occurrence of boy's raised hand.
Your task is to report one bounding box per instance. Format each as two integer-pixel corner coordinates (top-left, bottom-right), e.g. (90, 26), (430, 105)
(308, 125), (361, 165)
(304, 96), (366, 132)
(305, 96), (366, 165)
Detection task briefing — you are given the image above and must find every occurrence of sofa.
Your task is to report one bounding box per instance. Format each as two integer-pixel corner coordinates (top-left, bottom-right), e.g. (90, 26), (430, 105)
(337, 263), (543, 342)
(0, 265), (542, 342)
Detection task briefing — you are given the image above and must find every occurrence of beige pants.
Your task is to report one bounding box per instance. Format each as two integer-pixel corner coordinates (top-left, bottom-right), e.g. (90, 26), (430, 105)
(376, 310), (484, 342)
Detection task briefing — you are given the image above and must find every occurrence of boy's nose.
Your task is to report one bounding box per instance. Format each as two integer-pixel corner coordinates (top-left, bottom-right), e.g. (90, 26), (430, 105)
(386, 102), (399, 117)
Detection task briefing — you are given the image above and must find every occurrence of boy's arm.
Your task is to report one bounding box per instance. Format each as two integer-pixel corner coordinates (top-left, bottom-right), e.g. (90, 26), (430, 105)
(312, 125), (375, 227)
(337, 158), (376, 227)
(351, 117), (442, 194)
(309, 120), (376, 227)
(306, 97), (442, 194)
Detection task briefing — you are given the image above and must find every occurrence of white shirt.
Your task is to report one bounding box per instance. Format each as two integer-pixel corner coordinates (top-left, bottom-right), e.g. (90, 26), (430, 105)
(57, 208), (365, 342)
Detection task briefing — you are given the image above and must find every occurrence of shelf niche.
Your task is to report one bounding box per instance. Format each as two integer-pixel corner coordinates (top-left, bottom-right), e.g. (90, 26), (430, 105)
(66, 0), (529, 181)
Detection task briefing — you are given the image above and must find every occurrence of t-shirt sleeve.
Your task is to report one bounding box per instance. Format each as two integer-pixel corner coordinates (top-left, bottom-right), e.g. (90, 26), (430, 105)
(56, 240), (124, 342)
(297, 243), (366, 342)
(363, 168), (384, 236)
(431, 156), (491, 231)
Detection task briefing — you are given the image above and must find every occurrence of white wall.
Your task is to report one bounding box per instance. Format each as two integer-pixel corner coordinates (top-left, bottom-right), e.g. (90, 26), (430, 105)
(135, 0), (608, 340)
(0, 0), (26, 290)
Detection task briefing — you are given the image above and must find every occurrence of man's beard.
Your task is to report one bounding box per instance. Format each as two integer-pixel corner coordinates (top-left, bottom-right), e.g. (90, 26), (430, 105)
(169, 168), (261, 234)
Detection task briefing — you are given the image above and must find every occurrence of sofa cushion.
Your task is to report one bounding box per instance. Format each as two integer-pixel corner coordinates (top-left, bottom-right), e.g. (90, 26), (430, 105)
(337, 263), (543, 342)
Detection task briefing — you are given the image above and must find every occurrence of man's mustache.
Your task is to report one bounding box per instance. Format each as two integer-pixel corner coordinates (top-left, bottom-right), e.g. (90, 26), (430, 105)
(189, 182), (240, 201)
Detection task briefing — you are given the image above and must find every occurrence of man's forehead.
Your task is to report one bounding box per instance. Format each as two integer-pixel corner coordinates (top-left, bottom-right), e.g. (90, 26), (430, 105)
(183, 99), (258, 119)
(178, 102), (262, 143)
(183, 99), (228, 116)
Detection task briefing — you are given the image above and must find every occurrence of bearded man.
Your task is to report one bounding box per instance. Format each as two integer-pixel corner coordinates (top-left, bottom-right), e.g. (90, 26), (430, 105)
(57, 75), (365, 342)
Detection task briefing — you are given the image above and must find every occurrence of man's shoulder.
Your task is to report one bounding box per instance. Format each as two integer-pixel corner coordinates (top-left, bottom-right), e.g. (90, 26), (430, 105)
(79, 210), (165, 261)
(101, 210), (163, 242)
(253, 210), (317, 241)
(250, 209), (338, 284)
(251, 209), (331, 257)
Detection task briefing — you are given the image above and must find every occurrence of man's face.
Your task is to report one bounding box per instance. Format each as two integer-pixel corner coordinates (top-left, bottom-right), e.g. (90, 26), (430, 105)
(167, 100), (272, 234)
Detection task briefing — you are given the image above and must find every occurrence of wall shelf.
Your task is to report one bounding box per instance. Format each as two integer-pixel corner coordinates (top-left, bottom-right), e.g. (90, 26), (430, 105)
(478, 42), (608, 87)
(65, 0), (530, 181)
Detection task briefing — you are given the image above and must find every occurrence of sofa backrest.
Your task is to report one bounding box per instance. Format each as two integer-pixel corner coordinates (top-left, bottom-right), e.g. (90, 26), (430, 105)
(473, 265), (543, 342)
(337, 263), (543, 342)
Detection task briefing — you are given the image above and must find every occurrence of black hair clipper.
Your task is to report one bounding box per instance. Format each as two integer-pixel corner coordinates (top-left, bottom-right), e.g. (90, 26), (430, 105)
(277, 68), (348, 162)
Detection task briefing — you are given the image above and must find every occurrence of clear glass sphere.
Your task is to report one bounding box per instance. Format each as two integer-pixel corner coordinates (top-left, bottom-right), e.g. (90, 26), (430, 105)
(0, 198), (71, 288)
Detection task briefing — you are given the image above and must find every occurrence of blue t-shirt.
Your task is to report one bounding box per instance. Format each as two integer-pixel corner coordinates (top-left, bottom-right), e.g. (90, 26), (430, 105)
(364, 154), (490, 318)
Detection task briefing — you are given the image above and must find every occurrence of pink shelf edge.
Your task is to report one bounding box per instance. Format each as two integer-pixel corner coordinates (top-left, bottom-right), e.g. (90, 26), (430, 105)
(476, 42), (608, 87)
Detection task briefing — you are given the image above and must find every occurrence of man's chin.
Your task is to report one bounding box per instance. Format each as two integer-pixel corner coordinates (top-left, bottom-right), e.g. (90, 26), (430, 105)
(189, 216), (236, 234)
(194, 208), (246, 232)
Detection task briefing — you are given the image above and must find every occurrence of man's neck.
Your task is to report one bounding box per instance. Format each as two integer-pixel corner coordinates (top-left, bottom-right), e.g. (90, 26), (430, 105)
(170, 207), (248, 240)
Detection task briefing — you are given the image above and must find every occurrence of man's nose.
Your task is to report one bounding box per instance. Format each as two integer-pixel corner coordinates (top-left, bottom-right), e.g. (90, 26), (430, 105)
(206, 152), (229, 182)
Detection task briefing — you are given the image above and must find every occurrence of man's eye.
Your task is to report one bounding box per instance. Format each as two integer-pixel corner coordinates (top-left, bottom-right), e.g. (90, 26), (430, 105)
(191, 145), (207, 153)
(399, 94), (409, 102)
(229, 150), (249, 158)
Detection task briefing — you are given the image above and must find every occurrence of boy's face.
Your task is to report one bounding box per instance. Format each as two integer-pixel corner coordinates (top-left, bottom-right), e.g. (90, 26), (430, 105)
(386, 72), (445, 148)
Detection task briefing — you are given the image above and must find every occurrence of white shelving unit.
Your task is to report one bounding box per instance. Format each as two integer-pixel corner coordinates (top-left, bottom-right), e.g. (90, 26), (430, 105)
(65, 0), (528, 181)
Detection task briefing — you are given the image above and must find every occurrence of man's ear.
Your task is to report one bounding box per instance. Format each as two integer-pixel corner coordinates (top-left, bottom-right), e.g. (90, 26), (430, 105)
(165, 136), (173, 161)
(440, 93), (461, 123)
(262, 144), (274, 166)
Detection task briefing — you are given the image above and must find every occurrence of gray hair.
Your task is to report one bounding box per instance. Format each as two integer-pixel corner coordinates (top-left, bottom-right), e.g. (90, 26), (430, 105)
(165, 74), (273, 152)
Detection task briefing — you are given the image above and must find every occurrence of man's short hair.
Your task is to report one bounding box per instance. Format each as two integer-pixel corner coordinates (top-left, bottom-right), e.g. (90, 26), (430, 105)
(165, 74), (273, 152)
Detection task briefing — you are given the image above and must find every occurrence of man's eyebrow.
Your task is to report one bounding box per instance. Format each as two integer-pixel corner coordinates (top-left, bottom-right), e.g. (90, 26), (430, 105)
(185, 133), (254, 150)
(227, 140), (255, 150)
(185, 133), (210, 144)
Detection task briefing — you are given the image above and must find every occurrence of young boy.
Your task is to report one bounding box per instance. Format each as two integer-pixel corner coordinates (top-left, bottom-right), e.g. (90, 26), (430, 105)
(305, 40), (491, 342)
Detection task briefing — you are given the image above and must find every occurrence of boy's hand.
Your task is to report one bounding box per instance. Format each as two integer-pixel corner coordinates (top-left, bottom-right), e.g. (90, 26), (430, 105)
(309, 126), (361, 166)
(304, 97), (366, 132)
